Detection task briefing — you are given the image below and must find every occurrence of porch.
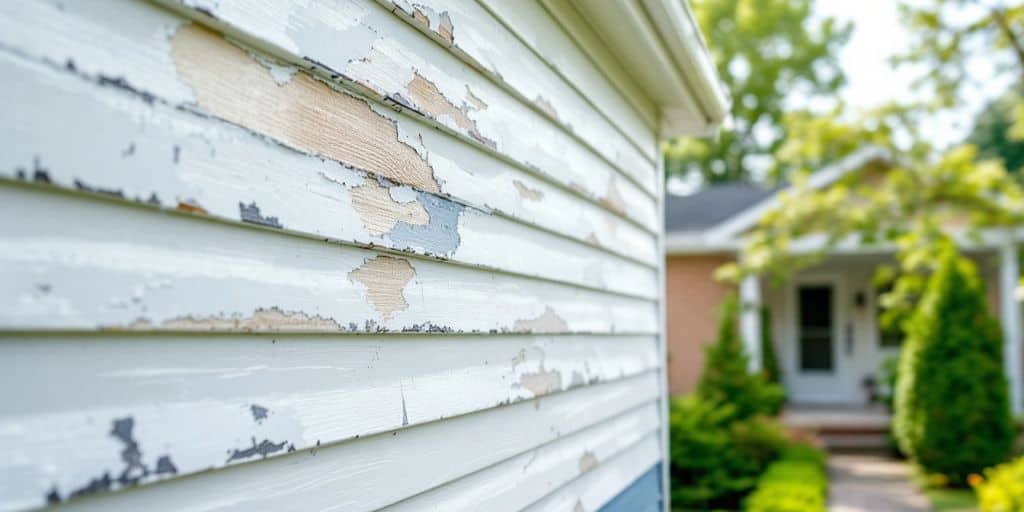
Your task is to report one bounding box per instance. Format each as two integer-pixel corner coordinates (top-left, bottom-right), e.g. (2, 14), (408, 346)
(740, 246), (1024, 413)
(781, 404), (891, 453)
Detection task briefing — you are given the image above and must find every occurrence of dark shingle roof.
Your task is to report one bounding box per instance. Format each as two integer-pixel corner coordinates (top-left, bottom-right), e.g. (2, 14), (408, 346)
(665, 182), (778, 233)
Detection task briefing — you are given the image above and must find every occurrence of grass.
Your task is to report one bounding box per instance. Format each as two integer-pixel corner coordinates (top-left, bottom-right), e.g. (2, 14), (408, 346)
(909, 467), (978, 511)
(923, 487), (977, 511)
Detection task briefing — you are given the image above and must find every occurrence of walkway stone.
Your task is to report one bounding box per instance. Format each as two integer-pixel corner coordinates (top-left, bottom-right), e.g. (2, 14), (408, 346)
(828, 454), (931, 512)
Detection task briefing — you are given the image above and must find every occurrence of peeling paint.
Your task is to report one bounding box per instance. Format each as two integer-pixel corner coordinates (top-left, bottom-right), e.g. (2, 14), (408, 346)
(513, 306), (569, 333)
(170, 24), (440, 193)
(578, 451), (598, 473)
(388, 191), (463, 255)
(239, 201), (282, 228)
(250, 404), (269, 423)
(175, 200), (208, 215)
(347, 256), (416, 321)
(226, 436), (288, 463)
(154, 455), (177, 476)
(533, 95), (558, 121)
(464, 85), (486, 110)
(406, 73), (477, 135)
(513, 180), (543, 201)
(350, 178), (429, 236)
(601, 181), (626, 215)
(511, 348), (526, 368)
(137, 307), (345, 332)
(574, 499), (585, 512)
(519, 364), (562, 397)
(584, 233), (600, 245)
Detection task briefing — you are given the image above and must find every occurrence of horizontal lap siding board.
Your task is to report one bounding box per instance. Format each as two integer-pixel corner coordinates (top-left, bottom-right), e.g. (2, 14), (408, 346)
(35, 375), (662, 512)
(0, 1), (660, 266)
(0, 335), (658, 509)
(0, 0), (667, 510)
(0, 184), (657, 334)
(154, 0), (661, 223)
(0, 47), (657, 298)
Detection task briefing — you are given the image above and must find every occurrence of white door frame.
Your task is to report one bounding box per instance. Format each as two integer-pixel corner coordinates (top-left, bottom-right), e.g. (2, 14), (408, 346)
(786, 273), (858, 404)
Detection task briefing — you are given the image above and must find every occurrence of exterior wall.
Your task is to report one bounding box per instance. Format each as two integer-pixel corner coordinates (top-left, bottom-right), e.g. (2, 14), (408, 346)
(0, 1), (665, 510)
(770, 252), (1003, 405)
(665, 253), (736, 395)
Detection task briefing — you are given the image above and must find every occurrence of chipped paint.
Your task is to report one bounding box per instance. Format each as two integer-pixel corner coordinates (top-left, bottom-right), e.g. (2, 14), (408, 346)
(250, 404), (269, 423)
(513, 306), (569, 333)
(574, 499), (585, 512)
(578, 451), (598, 473)
(513, 179), (544, 201)
(601, 181), (626, 215)
(170, 24), (440, 193)
(175, 200), (208, 215)
(465, 85), (486, 110)
(135, 307), (345, 332)
(347, 256), (416, 321)
(511, 348), (526, 368)
(239, 201), (282, 228)
(519, 364), (562, 397)
(388, 191), (463, 255)
(350, 178), (429, 236)
(533, 95), (559, 121)
(407, 73), (476, 132)
(226, 437), (288, 463)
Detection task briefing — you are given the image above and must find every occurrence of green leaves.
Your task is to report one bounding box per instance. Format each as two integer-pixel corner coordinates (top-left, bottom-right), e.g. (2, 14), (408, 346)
(665, 0), (852, 184)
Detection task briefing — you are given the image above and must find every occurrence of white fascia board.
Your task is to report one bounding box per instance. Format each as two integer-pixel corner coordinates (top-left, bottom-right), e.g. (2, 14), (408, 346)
(701, 146), (893, 244)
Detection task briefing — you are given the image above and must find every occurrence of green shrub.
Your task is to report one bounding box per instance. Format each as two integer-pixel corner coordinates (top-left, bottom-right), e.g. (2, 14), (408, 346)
(669, 394), (789, 510)
(744, 444), (828, 512)
(972, 455), (1024, 511)
(698, 294), (785, 423)
(893, 249), (1014, 484)
(878, 354), (900, 410)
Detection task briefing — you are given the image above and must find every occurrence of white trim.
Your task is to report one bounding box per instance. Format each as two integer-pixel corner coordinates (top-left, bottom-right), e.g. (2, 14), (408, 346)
(740, 274), (762, 372)
(786, 274), (859, 404)
(655, 138), (671, 512)
(569, 0), (727, 137)
(1000, 239), (1023, 415)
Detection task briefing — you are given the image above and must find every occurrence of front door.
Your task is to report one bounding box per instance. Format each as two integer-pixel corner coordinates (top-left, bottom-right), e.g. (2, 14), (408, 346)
(787, 279), (858, 403)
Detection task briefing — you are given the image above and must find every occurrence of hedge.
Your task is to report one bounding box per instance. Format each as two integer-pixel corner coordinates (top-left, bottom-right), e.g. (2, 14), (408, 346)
(972, 455), (1024, 512)
(744, 444), (828, 512)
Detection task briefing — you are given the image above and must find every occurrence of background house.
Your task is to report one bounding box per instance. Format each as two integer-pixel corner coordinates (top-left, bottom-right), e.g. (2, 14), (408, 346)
(0, 0), (724, 510)
(665, 148), (1024, 412)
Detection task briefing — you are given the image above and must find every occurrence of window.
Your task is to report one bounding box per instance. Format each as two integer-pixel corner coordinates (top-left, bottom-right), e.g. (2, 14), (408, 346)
(798, 285), (833, 371)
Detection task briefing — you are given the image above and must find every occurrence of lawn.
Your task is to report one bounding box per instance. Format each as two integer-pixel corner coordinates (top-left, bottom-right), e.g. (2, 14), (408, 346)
(923, 486), (977, 511)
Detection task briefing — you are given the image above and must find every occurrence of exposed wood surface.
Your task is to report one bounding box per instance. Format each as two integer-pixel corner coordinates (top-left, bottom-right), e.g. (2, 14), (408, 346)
(0, 184), (658, 334)
(0, 0), (668, 509)
(153, 0), (657, 195)
(0, 40), (660, 298)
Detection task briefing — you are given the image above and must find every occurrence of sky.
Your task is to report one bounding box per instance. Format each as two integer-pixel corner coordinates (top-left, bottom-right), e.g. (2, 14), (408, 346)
(815, 0), (1011, 147)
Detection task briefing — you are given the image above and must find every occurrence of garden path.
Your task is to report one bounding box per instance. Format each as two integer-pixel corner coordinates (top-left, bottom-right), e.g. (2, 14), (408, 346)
(828, 454), (930, 512)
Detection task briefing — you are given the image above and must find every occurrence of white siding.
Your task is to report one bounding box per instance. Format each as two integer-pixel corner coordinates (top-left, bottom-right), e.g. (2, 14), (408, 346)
(0, 0), (665, 510)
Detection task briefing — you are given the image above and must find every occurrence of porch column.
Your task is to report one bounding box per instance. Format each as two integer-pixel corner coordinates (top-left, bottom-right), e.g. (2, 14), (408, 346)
(740, 274), (762, 373)
(999, 240), (1023, 415)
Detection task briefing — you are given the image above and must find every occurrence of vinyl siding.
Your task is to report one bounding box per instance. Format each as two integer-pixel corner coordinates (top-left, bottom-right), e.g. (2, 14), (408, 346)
(0, 0), (665, 510)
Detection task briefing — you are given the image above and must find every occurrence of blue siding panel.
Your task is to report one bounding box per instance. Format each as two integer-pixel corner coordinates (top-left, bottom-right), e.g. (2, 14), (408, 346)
(599, 463), (663, 512)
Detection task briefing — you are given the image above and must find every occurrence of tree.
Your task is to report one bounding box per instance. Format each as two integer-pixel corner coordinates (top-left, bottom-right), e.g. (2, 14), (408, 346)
(894, 0), (1024, 111)
(893, 248), (1014, 483)
(663, 0), (851, 184)
(967, 90), (1024, 176)
(697, 294), (785, 421)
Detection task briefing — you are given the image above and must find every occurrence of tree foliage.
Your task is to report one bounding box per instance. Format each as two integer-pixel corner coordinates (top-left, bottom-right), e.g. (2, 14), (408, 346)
(697, 294), (785, 422)
(663, 0), (851, 184)
(968, 90), (1024, 175)
(893, 248), (1014, 483)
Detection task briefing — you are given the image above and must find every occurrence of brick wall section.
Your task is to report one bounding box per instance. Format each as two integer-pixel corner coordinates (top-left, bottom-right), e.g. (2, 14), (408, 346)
(665, 253), (736, 395)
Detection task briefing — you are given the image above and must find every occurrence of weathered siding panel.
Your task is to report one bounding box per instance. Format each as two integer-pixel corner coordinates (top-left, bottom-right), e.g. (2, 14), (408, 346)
(0, 0), (668, 510)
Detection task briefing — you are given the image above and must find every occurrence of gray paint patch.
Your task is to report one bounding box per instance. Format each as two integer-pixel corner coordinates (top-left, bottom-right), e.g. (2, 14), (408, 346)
(239, 201), (282, 228)
(389, 191), (463, 255)
(226, 437), (289, 463)
(250, 404), (269, 423)
(154, 455), (177, 476)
